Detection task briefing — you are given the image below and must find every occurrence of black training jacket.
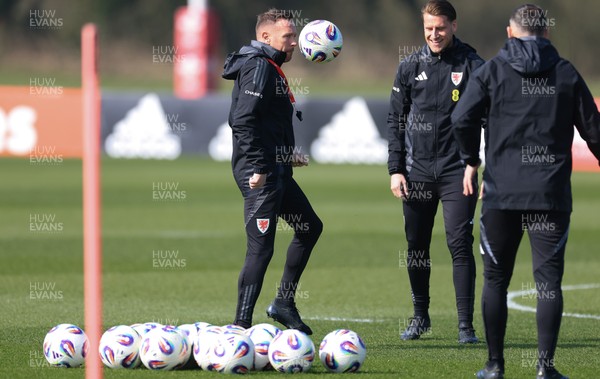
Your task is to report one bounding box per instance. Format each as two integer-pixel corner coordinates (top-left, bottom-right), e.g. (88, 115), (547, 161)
(452, 36), (600, 212)
(387, 37), (484, 182)
(222, 40), (295, 190)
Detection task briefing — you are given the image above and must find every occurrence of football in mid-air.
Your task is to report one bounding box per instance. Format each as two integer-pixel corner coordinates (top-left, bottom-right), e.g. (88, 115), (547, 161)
(268, 329), (315, 373)
(298, 20), (343, 63)
(139, 326), (190, 370)
(43, 324), (89, 368)
(246, 323), (281, 370)
(98, 325), (141, 369)
(319, 329), (367, 373)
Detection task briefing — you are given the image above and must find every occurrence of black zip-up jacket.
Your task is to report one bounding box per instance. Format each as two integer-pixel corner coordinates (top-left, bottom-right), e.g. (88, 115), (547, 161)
(222, 40), (295, 190)
(452, 37), (600, 212)
(388, 37), (484, 181)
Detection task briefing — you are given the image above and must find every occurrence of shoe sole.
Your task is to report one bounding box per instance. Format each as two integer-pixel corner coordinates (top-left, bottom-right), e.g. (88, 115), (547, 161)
(266, 305), (313, 335)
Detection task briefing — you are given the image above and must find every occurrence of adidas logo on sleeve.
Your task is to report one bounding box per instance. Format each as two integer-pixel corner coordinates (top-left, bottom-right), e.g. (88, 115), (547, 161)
(415, 71), (428, 81)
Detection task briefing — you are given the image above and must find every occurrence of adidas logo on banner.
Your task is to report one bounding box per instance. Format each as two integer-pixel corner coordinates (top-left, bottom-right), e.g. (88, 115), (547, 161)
(415, 71), (428, 81)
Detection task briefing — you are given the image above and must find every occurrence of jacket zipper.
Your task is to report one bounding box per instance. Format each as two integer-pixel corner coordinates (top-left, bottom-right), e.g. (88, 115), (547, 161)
(433, 54), (441, 181)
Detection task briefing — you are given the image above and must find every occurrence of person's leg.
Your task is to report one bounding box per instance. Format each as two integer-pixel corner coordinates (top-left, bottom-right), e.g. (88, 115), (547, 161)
(478, 208), (523, 374)
(526, 211), (570, 376)
(400, 181), (438, 338)
(266, 177), (322, 334)
(234, 178), (284, 328)
(276, 177), (323, 301)
(439, 180), (478, 336)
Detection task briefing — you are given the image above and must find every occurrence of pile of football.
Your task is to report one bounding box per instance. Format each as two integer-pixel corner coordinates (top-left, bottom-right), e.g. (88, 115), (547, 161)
(43, 322), (366, 373)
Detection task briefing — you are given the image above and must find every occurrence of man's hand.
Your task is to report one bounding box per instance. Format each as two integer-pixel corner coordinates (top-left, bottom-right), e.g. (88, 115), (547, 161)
(463, 164), (479, 196)
(249, 173), (267, 189)
(391, 173), (409, 200)
(291, 154), (309, 167)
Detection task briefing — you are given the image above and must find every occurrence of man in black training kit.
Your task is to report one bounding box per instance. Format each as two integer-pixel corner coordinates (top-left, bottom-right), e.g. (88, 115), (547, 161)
(388, 0), (483, 343)
(452, 4), (600, 379)
(222, 9), (322, 334)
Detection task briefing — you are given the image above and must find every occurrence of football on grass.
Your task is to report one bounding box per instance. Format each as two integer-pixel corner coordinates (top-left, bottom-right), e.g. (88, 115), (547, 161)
(98, 325), (141, 369)
(43, 324), (89, 368)
(246, 323), (281, 370)
(209, 333), (255, 374)
(268, 329), (315, 373)
(319, 329), (367, 373)
(139, 326), (190, 370)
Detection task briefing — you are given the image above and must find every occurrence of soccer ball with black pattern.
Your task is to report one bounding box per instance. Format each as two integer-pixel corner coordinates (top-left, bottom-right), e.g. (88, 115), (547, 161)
(299, 20), (343, 63)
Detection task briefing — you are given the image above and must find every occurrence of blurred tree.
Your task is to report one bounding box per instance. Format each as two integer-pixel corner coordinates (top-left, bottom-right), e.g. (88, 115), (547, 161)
(0, 0), (596, 91)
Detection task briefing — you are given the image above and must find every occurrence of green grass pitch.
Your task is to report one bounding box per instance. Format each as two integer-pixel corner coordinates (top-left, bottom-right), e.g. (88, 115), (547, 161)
(1, 157), (599, 378)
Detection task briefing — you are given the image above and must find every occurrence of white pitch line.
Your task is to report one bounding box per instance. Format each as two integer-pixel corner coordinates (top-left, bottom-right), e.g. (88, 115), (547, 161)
(507, 283), (600, 320)
(304, 316), (384, 323)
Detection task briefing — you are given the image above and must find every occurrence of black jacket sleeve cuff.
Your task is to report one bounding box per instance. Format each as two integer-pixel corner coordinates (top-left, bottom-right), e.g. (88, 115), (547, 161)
(462, 157), (481, 167)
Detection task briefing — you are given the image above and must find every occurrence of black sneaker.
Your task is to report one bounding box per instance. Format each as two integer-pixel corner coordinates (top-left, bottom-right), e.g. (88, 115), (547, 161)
(536, 366), (568, 379)
(400, 316), (431, 340)
(458, 321), (479, 344)
(266, 300), (313, 335)
(476, 361), (504, 379)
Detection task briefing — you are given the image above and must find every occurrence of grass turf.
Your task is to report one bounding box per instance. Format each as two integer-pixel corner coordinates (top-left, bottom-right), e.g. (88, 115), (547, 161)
(0, 157), (599, 378)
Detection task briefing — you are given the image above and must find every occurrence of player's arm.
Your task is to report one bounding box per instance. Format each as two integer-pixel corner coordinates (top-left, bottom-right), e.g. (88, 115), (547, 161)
(572, 70), (600, 162)
(387, 64), (411, 199)
(451, 68), (489, 195)
(231, 58), (274, 177)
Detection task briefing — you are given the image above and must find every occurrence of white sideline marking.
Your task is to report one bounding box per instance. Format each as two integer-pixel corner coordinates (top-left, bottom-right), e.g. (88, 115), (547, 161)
(507, 283), (600, 320)
(305, 316), (384, 323)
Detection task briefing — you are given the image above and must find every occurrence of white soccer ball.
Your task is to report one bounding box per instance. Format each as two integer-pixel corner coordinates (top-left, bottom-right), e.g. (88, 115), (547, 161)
(319, 329), (366, 373)
(43, 324), (89, 368)
(193, 325), (224, 370)
(222, 324), (247, 335)
(176, 324), (201, 368)
(268, 329), (315, 373)
(139, 326), (190, 370)
(195, 321), (213, 331)
(246, 323), (281, 370)
(298, 20), (343, 63)
(209, 333), (255, 374)
(131, 322), (162, 337)
(98, 325), (141, 369)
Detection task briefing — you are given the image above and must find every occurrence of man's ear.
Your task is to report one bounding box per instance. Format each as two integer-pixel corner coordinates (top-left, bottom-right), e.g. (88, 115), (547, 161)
(506, 25), (513, 38)
(451, 19), (457, 34)
(260, 30), (271, 44)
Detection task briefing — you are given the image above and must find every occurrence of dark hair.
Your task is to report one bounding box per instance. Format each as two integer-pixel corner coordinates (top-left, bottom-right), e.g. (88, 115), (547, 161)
(510, 4), (548, 36)
(421, 0), (457, 22)
(256, 8), (292, 31)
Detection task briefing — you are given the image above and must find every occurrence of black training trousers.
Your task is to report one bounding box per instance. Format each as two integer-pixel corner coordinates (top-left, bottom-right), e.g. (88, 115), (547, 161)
(401, 179), (478, 324)
(234, 173), (322, 327)
(479, 207), (570, 370)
